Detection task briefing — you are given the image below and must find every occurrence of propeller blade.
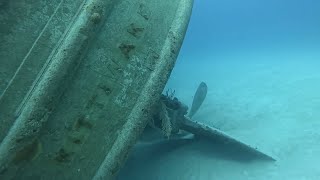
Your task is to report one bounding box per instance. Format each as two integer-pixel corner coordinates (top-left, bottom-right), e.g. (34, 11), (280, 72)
(188, 82), (207, 118)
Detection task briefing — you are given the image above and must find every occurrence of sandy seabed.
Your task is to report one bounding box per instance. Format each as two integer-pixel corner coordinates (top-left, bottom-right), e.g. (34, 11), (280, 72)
(118, 50), (320, 180)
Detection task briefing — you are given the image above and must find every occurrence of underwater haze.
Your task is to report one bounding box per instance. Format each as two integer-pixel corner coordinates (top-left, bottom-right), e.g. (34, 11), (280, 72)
(118, 0), (320, 179)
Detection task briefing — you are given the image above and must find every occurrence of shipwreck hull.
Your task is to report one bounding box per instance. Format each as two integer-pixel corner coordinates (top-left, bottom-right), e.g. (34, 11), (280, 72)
(0, 0), (194, 179)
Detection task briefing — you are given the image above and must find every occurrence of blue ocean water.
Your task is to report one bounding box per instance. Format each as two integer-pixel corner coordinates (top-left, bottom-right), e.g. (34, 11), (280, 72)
(119, 0), (320, 179)
(181, 0), (320, 58)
